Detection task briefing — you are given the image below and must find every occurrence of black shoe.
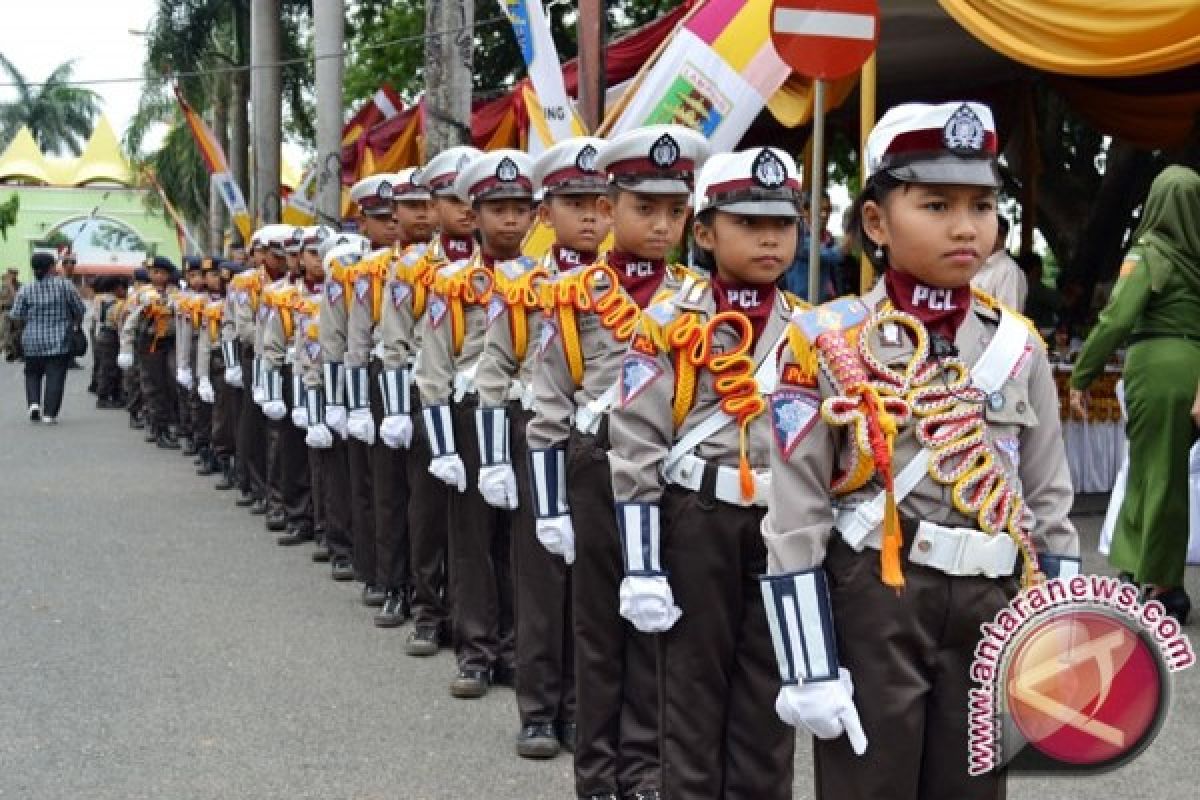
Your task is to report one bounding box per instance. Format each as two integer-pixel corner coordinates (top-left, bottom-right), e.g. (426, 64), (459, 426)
(581, 795), (618, 800)
(449, 667), (489, 698)
(516, 723), (560, 759)
(556, 721), (577, 754)
(196, 455), (219, 476)
(374, 590), (411, 628)
(181, 438), (199, 456)
(215, 459), (236, 490)
(405, 626), (441, 657)
(235, 492), (256, 507)
(250, 499), (268, 516)
(265, 510), (287, 531)
(628, 792), (662, 800)
(87, 381), (97, 394)
(277, 527), (313, 546)
(362, 584), (387, 607)
(311, 544), (331, 563)
(492, 662), (516, 688)
(96, 398), (122, 409)
(330, 556), (355, 581)
(156, 431), (181, 449)
(144, 430), (158, 443)
(128, 415), (143, 429)
(1148, 587), (1192, 625)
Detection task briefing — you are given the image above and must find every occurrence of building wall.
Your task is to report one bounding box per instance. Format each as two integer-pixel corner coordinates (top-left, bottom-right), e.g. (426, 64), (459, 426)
(0, 186), (182, 282)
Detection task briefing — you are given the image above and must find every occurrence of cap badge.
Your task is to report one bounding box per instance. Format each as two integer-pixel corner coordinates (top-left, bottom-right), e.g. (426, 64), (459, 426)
(576, 144), (598, 173)
(943, 104), (985, 153)
(650, 134), (680, 169)
(752, 149), (788, 189)
(496, 157), (520, 183)
(377, 181), (394, 200)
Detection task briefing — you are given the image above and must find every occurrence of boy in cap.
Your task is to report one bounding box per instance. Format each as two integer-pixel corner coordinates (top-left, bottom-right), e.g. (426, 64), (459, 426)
(344, 168), (435, 623)
(414, 148), (536, 699)
(476, 135), (609, 759)
(311, 232), (375, 580)
(175, 257), (209, 456)
(607, 147), (807, 799)
(120, 256), (181, 449)
(341, 173), (402, 604)
(400, 146), (480, 655)
(92, 276), (125, 409)
(195, 259), (237, 483)
(524, 124), (706, 800)
(761, 102), (1079, 800)
(121, 267), (150, 429)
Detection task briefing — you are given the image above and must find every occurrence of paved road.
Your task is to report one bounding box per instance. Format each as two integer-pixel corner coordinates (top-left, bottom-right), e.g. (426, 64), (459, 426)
(1, 360), (1198, 799)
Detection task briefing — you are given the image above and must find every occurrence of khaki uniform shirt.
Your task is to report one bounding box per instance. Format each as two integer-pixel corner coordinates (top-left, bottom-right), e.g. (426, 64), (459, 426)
(475, 254), (553, 408)
(413, 251), (493, 407)
(260, 277), (299, 371)
(195, 295), (225, 380)
(318, 262), (356, 373)
(345, 247), (396, 369)
(292, 284), (324, 390)
(762, 280), (1079, 575)
(608, 282), (798, 505)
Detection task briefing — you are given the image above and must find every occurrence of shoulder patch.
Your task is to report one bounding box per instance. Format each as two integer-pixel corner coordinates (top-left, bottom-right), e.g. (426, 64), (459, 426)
(486, 294), (507, 326)
(354, 275), (371, 303)
(536, 317), (558, 358)
(428, 295), (448, 328)
(771, 389), (821, 459)
(305, 340), (321, 361)
(620, 353), (663, 405)
(325, 281), (343, 304)
(390, 281), (412, 309)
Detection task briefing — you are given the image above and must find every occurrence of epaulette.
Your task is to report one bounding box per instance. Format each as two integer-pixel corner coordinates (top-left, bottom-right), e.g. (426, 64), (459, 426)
(970, 287), (1045, 349)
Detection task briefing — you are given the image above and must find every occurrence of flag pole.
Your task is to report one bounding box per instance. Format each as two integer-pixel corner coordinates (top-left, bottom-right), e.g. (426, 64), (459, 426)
(858, 52), (877, 294)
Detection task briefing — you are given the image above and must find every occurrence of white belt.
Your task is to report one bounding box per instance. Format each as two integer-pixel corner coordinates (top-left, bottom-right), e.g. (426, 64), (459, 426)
(285, 346), (295, 365)
(506, 380), (536, 411)
(574, 383), (619, 436)
(452, 364), (478, 402)
(663, 453), (770, 508)
(835, 510), (1018, 578)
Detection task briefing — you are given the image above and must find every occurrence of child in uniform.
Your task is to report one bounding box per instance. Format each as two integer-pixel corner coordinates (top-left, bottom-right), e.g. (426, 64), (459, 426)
(607, 147), (803, 799)
(527, 124), (708, 800)
(758, 102), (1081, 800)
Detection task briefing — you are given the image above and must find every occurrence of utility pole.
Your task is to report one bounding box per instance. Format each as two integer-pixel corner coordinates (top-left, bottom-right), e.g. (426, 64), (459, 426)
(424, 0), (474, 157)
(315, 0), (345, 228)
(577, 0), (606, 132)
(209, 90), (229, 252)
(229, 0), (251, 242)
(251, 0), (282, 224)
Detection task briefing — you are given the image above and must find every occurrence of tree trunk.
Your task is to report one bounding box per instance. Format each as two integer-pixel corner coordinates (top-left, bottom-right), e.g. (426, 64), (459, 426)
(252, 0), (282, 224)
(314, 0), (344, 228)
(229, 0), (251, 241)
(209, 85), (230, 253)
(424, 0), (474, 156)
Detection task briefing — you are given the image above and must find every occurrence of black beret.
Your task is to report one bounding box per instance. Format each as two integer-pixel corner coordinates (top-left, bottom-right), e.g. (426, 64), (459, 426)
(133, 268), (150, 282)
(31, 251), (56, 272)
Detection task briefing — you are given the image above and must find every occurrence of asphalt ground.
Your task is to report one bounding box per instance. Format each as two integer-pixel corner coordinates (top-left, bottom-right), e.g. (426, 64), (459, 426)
(1, 358), (1197, 799)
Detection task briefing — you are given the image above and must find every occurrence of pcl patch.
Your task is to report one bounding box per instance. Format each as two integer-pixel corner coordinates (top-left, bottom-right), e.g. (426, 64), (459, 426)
(620, 353), (663, 406)
(391, 281), (412, 309)
(771, 389), (820, 459)
(781, 363), (817, 389)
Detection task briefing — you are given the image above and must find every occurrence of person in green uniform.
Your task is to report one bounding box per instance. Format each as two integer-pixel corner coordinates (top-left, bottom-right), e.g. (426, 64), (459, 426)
(1070, 165), (1200, 623)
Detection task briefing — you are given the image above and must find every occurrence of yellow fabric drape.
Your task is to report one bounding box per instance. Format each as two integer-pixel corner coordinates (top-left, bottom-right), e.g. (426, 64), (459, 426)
(1053, 77), (1200, 148)
(766, 72), (859, 129)
(939, 0), (1200, 77)
(376, 113), (423, 173)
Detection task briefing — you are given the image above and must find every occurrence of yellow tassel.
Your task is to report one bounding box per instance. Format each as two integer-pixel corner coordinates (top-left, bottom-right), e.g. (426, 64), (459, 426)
(881, 490), (905, 590)
(738, 427), (755, 502)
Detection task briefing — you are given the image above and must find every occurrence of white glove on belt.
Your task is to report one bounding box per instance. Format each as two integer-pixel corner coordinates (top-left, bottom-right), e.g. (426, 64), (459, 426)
(619, 575), (682, 633)
(535, 516), (575, 565)
(378, 414), (413, 449)
(347, 408), (376, 445)
(262, 400), (287, 421)
(117, 352), (134, 370)
(176, 367), (194, 389)
(224, 364), (243, 388)
(291, 406), (309, 429)
(305, 423), (334, 449)
(428, 454), (467, 493)
(325, 405), (348, 439)
(775, 668), (868, 756)
(478, 464), (518, 510)
(197, 377), (215, 404)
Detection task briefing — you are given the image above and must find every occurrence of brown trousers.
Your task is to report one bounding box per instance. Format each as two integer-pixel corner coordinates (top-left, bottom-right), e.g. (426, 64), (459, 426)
(210, 351), (237, 458)
(319, 437), (354, 559)
(235, 343), (266, 498)
(448, 396), (514, 673)
(659, 487), (795, 800)
(370, 360), (411, 592)
(814, 531), (1015, 800)
(511, 406), (575, 727)
(408, 390), (451, 632)
(276, 365), (312, 532)
(137, 336), (175, 432)
(567, 426), (660, 797)
(347, 426), (376, 585)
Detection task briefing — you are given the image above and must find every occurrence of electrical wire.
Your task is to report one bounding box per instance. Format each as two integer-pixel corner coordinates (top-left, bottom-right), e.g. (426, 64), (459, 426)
(0, 16), (507, 88)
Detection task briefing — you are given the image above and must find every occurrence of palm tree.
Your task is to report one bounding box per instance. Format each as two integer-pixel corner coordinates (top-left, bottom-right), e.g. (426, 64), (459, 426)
(0, 56), (101, 156)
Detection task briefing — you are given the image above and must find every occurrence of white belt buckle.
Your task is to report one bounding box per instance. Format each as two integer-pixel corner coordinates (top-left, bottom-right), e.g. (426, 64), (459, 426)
(452, 371), (475, 402)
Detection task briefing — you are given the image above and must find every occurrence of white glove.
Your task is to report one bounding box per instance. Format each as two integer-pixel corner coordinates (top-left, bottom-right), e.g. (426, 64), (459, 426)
(379, 414), (413, 449)
(262, 400), (287, 421)
(197, 377), (215, 404)
(325, 405), (348, 439)
(117, 352), (134, 370)
(619, 574), (682, 633)
(306, 423), (334, 449)
(428, 454), (467, 492)
(224, 365), (243, 388)
(291, 406), (309, 429)
(535, 516), (576, 565)
(252, 385), (267, 406)
(176, 367), (194, 389)
(775, 668), (868, 755)
(347, 408), (376, 445)
(478, 464), (518, 510)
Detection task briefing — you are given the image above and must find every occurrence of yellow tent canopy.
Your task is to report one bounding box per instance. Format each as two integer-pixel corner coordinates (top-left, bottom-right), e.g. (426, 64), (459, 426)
(0, 116), (133, 187)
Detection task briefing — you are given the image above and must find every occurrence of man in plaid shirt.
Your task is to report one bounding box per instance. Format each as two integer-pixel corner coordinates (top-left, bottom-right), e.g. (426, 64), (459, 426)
(9, 251), (86, 423)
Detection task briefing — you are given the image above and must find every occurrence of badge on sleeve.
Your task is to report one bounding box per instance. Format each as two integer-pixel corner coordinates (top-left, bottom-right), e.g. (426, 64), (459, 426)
(771, 389), (820, 459)
(780, 362), (817, 389)
(258, 304), (270, 321)
(354, 275), (371, 304)
(536, 318), (558, 358)
(326, 281), (343, 304)
(237, 289), (250, 306)
(305, 340), (321, 361)
(428, 295), (448, 328)
(390, 281), (412, 309)
(620, 353), (663, 406)
(486, 294), (507, 327)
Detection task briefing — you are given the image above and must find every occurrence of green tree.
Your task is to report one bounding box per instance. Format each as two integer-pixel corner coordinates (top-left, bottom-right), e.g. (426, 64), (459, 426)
(0, 193), (18, 241)
(0, 56), (101, 156)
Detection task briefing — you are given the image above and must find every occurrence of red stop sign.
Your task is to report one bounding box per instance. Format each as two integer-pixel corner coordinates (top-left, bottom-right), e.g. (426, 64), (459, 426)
(770, 0), (879, 81)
